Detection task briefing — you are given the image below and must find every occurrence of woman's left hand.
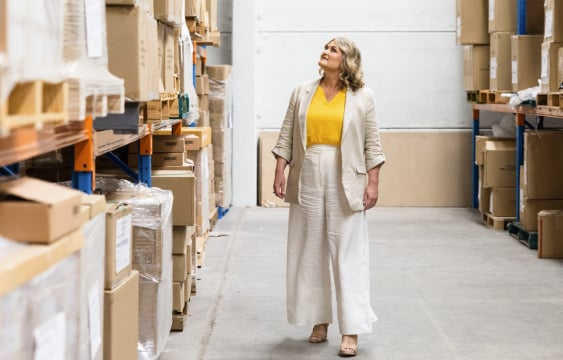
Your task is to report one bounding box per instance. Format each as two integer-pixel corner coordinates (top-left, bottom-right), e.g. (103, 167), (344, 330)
(363, 183), (378, 209)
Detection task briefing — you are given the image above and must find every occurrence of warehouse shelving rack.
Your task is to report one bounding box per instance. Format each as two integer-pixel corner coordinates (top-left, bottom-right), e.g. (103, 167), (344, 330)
(0, 115), (183, 194)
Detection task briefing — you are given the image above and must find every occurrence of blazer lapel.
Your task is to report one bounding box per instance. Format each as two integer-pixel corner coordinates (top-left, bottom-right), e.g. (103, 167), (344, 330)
(341, 88), (354, 137)
(298, 78), (322, 151)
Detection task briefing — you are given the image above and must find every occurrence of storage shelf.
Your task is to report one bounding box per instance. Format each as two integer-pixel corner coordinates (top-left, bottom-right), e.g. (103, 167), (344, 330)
(473, 103), (536, 116)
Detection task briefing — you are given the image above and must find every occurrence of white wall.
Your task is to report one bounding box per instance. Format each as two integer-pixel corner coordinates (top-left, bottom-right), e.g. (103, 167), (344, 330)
(230, 0), (473, 206)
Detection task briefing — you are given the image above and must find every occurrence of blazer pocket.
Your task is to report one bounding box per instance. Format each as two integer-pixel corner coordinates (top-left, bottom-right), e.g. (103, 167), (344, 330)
(355, 165), (367, 174)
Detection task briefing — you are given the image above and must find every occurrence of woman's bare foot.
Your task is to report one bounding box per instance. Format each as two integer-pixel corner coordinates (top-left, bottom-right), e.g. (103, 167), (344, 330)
(338, 335), (358, 357)
(308, 323), (329, 343)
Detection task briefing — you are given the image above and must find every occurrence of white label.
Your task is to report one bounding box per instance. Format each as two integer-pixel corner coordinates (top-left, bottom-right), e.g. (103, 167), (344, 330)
(545, 10), (553, 38)
(85, 0), (103, 58)
(519, 189), (524, 213)
(512, 60), (518, 84)
(489, 0), (495, 22)
(34, 313), (66, 360)
(88, 283), (102, 360)
(490, 57), (498, 79)
(524, 163), (527, 186)
(115, 214), (132, 273)
(489, 192), (494, 213)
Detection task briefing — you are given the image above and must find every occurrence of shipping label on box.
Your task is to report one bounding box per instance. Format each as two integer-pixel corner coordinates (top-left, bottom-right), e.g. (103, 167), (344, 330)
(105, 203), (133, 290)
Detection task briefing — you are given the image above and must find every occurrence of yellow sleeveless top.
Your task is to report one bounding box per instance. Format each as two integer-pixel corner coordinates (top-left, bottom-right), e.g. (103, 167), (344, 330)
(306, 86), (346, 147)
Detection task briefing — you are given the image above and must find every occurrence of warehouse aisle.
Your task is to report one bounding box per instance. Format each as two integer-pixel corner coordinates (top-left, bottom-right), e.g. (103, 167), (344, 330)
(161, 207), (563, 360)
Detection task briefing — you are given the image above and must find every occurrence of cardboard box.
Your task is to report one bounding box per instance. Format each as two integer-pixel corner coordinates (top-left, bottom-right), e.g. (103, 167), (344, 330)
(540, 41), (563, 93)
(198, 94), (209, 111)
(483, 140), (517, 188)
(105, 203), (133, 290)
(524, 131), (563, 199)
(489, 0), (544, 34)
(206, 65), (232, 81)
(489, 187), (516, 217)
(157, 21), (176, 92)
(196, 74), (209, 94)
(128, 152), (187, 167)
(463, 45), (490, 90)
(0, 229), (84, 296)
(206, 0), (217, 31)
(545, 0), (563, 42)
(185, 0), (202, 17)
(152, 135), (187, 153)
(154, 0), (183, 26)
(172, 248), (188, 282)
(103, 270), (139, 360)
(478, 165), (491, 213)
(520, 198), (563, 231)
(198, 110), (210, 127)
(172, 281), (185, 312)
(106, 5), (159, 101)
(0, 177), (83, 243)
(456, 0), (489, 45)
(490, 32), (513, 90)
(559, 47), (563, 88)
(511, 35), (543, 91)
(538, 210), (563, 258)
(475, 136), (514, 166)
(172, 226), (193, 254)
(152, 169), (196, 226)
(259, 131), (289, 207)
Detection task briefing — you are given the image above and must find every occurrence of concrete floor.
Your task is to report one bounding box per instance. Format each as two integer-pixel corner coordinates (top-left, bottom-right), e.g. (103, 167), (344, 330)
(161, 207), (563, 360)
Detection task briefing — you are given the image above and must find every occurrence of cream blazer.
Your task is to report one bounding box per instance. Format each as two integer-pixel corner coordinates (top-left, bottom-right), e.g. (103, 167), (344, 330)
(272, 78), (385, 211)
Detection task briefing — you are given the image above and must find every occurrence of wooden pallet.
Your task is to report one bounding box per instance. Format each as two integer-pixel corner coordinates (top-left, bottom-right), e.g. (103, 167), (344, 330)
(478, 90), (513, 104)
(536, 92), (562, 108)
(147, 92), (179, 121)
(481, 212), (515, 231)
(191, 274), (197, 295)
(466, 90), (480, 103)
(171, 300), (189, 332)
(67, 79), (125, 120)
(507, 221), (538, 249)
(0, 81), (69, 136)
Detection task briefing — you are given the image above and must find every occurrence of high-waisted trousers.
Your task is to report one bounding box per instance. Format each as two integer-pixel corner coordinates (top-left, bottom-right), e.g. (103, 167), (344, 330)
(286, 145), (377, 335)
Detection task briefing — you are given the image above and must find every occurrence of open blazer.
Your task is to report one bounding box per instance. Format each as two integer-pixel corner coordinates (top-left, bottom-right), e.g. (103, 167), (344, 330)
(272, 78), (386, 211)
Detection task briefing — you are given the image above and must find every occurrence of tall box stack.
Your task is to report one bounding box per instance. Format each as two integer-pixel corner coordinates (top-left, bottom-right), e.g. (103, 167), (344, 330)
(207, 65), (233, 209)
(457, 0), (489, 90)
(171, 225), (195, 330)
(520, 131), (563, 231)
(541, 0), (563, 92)
(480, 138), (517, 218)
(102, 179), (173, 360)
(103, 202), (138, 360)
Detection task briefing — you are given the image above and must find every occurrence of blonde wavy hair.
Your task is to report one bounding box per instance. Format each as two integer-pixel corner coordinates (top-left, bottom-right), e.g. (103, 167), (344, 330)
(320, 37), (365, 92)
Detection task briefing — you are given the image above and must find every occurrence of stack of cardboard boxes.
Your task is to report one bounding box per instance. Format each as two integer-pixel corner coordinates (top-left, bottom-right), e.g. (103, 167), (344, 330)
(207, 65), (233, 209)
(521, 131), (563, 258)
(458, 0), (546, 93)
(476, 136), (517, 221)
(540, 0), (563, 93)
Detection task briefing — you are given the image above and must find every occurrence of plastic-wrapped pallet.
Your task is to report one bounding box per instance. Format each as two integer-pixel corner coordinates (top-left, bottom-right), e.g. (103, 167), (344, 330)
(0, 0), (66, 107)
(207, 65), (233, 208)
(0, 230), (84, 360)
(63, 0), (125, 120)
(186, 147), (211, 237)
(99, 178), (173, 360)
(78, 195), (107, 360)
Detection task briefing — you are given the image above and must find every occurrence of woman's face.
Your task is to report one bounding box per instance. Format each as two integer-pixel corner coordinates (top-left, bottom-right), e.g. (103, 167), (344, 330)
(318, 40), (343, 72)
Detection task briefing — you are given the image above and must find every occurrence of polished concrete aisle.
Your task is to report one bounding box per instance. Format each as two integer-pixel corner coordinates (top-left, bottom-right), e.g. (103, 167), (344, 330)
(161, 207), (563, 360)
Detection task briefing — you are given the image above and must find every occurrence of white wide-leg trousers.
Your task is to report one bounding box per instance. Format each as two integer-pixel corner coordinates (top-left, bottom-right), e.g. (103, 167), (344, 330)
(286, 145), (377, 335)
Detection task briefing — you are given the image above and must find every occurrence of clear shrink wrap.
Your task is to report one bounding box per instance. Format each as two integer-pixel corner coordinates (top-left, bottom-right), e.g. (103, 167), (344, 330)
(97, 178), (173, 360)
(63, 0), (125, 120)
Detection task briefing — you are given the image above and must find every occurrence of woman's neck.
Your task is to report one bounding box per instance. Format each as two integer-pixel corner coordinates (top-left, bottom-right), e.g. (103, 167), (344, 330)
(321, 73), (343, 90)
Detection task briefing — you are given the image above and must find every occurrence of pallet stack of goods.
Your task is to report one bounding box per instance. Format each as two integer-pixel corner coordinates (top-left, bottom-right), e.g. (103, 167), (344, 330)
(0, 0), (125, 136)
(186, 0), (220, 45)
(0, 178), (108, 359)
(475, 136), (517, 229)
(459, 0), (545, 104)
(207, 65), (233, 211)
(520, 131), (563, 257)
(537, 0), (563, 107)
(100, 178), (174, 360)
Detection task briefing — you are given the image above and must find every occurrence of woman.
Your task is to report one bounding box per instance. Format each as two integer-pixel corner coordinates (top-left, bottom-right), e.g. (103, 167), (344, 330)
(272, 37), (385, 357)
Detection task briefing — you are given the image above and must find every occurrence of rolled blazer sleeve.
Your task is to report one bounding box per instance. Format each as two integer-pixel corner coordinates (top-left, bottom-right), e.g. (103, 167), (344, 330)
(364, 88), (385, 171)
(271, 87), (298, 162)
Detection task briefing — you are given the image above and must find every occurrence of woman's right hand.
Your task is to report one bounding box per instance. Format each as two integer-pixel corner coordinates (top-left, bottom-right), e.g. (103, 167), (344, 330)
(273, 157), (288, 199)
